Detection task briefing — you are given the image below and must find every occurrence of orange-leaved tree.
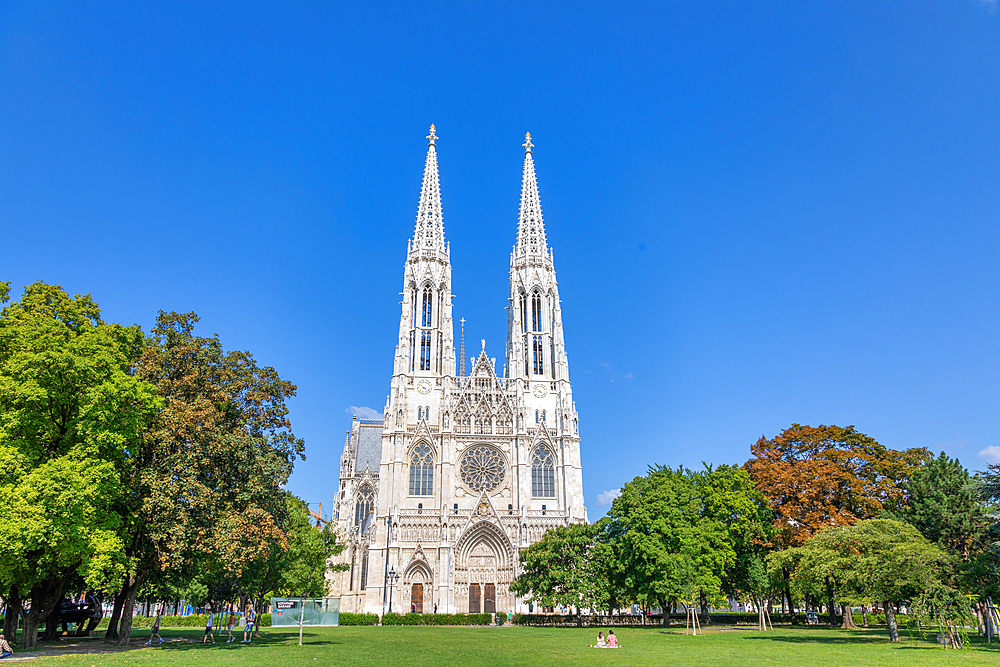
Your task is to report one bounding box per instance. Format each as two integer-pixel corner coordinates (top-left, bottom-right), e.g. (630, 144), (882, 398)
(745, 424), (929, 625)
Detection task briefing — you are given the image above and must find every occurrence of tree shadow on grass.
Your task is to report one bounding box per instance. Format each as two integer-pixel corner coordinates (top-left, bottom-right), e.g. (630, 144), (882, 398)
(738, 629), (927, 646)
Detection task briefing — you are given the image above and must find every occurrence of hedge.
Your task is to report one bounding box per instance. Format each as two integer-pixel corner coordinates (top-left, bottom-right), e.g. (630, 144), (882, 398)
(381, 612), (493, 626)
(94, 613), (272, 630)
(339, 613), (379, 626)
(513, 612), (818, 627)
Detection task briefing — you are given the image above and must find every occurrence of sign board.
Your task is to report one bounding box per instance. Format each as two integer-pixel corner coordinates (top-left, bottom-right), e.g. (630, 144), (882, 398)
(275, 601), (296, 610)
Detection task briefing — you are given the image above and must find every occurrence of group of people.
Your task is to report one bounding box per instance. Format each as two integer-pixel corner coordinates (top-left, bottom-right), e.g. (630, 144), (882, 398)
(592, 630), (619, 649)
(137, 605), (258, 647)
(200, 605), (258, 645)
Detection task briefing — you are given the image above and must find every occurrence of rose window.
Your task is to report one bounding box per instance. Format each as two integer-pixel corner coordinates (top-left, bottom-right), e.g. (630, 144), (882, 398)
(460, 446), (506, 492)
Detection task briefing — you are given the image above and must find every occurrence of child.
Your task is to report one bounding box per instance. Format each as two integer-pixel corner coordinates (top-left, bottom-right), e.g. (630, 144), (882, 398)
(202, 607), (216, 644)
(226, 609), (237, 642)
(242, 607), (256, 643)
(146, 608), (163, 645)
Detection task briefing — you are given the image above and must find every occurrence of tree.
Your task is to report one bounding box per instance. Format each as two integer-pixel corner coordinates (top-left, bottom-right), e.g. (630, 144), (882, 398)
(510, 522), (607, 624)
(696, 465), (776, 622)
(789, 519), (952, 641)
(0, 282), (158, 648)
(745, 424), (929, 624)
(606, 465), (733, 627)
(898, 452), (982, 560)
(104, 311), (306, 646)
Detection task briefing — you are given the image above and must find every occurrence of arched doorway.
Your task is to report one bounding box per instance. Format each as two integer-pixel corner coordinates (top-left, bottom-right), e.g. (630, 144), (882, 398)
(469, 583), (481, 613)
(411, 583), (423, 613)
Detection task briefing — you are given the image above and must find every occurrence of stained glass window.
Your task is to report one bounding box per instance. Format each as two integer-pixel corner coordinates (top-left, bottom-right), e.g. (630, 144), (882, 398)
(532, 447), (555, 498)
(409, 443), (434, 495)
(460, 445), (506, 492)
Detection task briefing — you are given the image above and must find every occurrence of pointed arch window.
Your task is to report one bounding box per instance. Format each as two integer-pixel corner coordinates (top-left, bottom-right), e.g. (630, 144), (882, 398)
(535, 410), (539, 424)
(360, 550), (369, 590)
(411, 287), (418, 327)
(420, 331), (431, 370)
(421, 287), (433, 327)
(541, 410), (546, 422)
(409, 443), (434, 496)
(409, 331), (416, 372)
(532, 335), (544, 375)
(520, 291), (527, 334)
(531, 292), (542, 332)
(354, 485), (375, 535)
(532, 446), (556, 498)
(417, 407), (423, 420)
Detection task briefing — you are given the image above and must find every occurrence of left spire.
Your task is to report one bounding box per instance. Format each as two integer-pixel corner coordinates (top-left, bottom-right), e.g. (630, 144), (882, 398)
(412, 124), (445, 252)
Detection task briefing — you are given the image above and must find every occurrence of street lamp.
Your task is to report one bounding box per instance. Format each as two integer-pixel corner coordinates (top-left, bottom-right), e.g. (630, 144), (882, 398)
(387, 568), (401, 614)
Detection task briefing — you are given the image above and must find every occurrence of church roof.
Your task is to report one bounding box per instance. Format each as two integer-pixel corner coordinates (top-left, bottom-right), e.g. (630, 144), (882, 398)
(354, 423), (383, 474)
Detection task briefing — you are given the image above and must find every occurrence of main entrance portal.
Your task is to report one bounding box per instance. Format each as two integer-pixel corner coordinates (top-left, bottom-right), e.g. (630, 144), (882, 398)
(411, 583), (423, 613)
(469, 584), (480, 613)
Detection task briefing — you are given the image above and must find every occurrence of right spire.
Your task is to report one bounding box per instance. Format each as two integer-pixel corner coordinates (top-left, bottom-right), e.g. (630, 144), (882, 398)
(412, 124), (446, 252)
(515, 132), (548, 257)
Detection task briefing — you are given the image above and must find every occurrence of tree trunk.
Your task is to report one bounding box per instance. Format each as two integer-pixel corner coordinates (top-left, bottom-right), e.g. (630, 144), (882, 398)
(22, 578), (66, 650)
(825, 577), (836, 625)
(861, 606), (868, 627)
(114, 573), (143, 648)
(884, 601), (899, 642)
(699, 590), (710, 626)
(104, 584), (129, 640)
(2, 587), (22, 645)
(840, 604), (856, 629)
(657, 598), (668, 627)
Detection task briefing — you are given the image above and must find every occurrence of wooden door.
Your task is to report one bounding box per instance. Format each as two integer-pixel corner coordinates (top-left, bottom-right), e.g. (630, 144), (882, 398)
(469, 583), (481, 613)
(411, 583), (423, 613)
(484, 583), (496, 613)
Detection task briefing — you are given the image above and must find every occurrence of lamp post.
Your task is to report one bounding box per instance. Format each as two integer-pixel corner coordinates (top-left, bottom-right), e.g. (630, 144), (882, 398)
(387, 568), (400, 614)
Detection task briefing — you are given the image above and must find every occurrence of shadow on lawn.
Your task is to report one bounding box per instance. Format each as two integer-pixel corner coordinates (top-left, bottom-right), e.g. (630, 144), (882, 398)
(739, 629), (936, 646)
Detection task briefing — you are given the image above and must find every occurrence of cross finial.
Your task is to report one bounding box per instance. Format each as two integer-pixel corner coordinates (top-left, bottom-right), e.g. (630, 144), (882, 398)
(427, 124), (438, 147)
(481, 338), (486, 352)
(460, 317), (465, 329)
(523, 132), (533, 154)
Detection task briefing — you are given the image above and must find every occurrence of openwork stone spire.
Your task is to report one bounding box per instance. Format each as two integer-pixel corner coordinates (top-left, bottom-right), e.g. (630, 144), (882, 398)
(413, 125), (445, 251)
(515, 132), (548, 257)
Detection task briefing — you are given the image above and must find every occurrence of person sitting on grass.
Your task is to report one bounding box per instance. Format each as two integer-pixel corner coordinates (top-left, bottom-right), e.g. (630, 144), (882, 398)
(0, 633), (14, 659)
(606, 630), (618, 648)
(202, 607), (216, 644)
(146, 608), (163, 645)
(592, 631), (606, 648)
(242, 607), (256, 643)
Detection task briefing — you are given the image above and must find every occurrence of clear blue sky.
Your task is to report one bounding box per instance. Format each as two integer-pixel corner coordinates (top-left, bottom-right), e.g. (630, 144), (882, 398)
(3, 1), (998, 518)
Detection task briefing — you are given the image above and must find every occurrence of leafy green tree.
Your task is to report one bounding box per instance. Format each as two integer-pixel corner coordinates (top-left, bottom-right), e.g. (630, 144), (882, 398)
(898, 452), (982, 560)
(104, 311), (306, 646)
(607, 466), (732, 626)
(0, 282), (158, 648)
(510, 522), (608, 624)
(697, 465), (776, 620)
(788, 518), (952, 641)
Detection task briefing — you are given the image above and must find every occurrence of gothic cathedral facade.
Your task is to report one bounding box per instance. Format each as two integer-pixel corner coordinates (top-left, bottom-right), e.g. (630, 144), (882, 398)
(328, 127), (587, 615)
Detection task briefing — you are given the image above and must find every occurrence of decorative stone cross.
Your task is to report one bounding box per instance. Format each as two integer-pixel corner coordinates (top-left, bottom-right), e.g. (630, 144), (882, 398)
(523, 132), (533, 153)
(481, 338), (486, 352)
(427, 124), (438, 146)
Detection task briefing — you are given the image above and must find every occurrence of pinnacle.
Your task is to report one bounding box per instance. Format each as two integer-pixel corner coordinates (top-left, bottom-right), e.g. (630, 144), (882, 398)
(515, 133), (547, 257)
(413, 125), (445, 252)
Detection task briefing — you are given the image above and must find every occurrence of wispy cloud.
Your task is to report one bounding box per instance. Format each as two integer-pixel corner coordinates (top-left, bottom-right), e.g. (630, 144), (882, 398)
(597, 489), (622, 506)
(347, 405), (381, 420)
(978, 446), (1000, 465)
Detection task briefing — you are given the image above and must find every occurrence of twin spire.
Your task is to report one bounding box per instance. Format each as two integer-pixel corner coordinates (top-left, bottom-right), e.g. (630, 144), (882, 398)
(411, 127), (548, 257)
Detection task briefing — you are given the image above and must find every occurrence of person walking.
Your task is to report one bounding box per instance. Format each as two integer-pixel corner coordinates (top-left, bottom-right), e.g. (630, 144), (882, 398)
(225, 608), (237, 642)
(242, 607), (256, 643)
(146, 608), (163, 645)
(202, 607), (216, 644)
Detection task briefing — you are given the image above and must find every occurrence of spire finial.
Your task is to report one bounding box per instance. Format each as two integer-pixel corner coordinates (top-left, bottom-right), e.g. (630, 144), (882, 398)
(427, 124), (438, 147)
(459, 317), (467, 376)
(515, 133), (547, 256)
(523, 132), (533, 154)
(481, 338), (486, 352)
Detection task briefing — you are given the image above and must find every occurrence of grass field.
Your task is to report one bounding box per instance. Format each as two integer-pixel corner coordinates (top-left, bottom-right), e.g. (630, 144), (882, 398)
(17, 625), (1000, 667)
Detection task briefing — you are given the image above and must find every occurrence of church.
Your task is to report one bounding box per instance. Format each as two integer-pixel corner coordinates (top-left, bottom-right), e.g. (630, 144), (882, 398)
(327, 127), (588, 616)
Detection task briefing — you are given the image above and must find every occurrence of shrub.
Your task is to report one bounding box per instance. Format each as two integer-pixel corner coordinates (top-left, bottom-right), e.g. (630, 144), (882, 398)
(339, 612), (379, 626)
(381, 612), (493, 626)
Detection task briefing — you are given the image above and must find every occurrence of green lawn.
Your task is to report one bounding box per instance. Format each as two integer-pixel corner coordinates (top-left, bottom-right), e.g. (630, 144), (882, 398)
(20, 625), (1000, 667)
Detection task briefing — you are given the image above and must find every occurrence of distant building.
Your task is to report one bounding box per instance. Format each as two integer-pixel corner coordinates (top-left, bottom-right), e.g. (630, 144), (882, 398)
(329, 127), (587, 615)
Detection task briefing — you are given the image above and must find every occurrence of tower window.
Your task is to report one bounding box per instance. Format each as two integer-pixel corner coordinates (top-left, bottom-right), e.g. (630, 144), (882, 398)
(409, 331), (416, 372)
(411, 288), (417, 327)
(360, 550), (369, 590)
(533, 335), (544, 375)
(520, 293), (527, 334)
(420, 331), (431, 370)
(422, 287), (433, 327)
(541, 410), (546, 422)
(535, 410), (539, 424)
(408, 442), (434, 496)
(417, 407), (423, 420)
(532, 447), (556, 499)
